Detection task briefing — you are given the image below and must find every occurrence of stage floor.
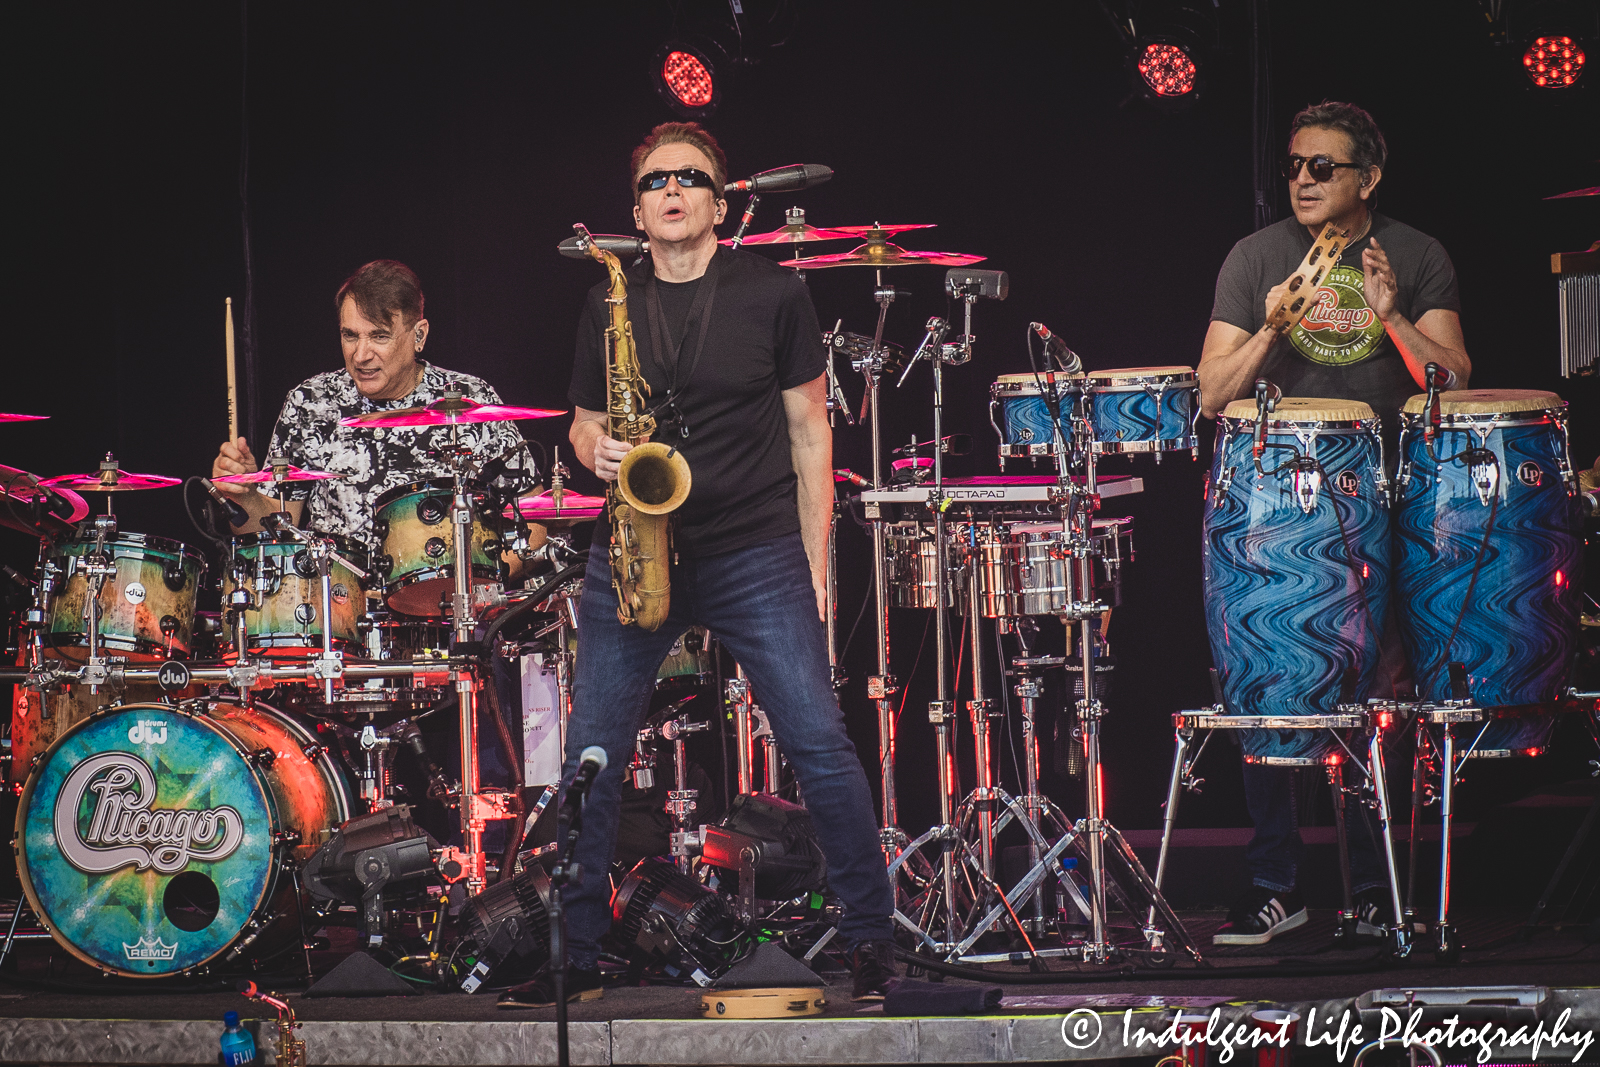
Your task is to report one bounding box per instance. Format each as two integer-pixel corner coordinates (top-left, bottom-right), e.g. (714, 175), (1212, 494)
(0, 907), (1595, 1065)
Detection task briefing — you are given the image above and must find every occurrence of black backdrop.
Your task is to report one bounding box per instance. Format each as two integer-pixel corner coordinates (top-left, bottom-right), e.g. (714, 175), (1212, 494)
(7, 1), (1598, 836)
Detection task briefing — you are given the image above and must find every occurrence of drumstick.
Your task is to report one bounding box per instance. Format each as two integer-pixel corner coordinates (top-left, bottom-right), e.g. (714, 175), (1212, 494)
(225, 297), (239, 442)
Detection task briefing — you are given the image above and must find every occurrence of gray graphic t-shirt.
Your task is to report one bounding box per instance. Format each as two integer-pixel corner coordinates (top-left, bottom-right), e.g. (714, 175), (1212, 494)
(265, 361), (535, 554)
(1209, 212), (1461, 438)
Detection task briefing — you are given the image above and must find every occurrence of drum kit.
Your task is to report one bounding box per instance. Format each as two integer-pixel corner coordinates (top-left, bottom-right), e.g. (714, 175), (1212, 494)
(0, 390), (600, 977)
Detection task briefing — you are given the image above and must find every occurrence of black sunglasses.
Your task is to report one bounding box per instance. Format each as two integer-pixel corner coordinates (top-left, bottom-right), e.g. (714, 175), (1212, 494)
(636, 167), (718, 194)
(1281, 155), (1362, 182)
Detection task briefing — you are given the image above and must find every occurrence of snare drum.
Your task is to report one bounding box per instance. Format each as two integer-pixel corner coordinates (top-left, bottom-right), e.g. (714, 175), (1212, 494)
(1203, 398), (1392, 764)
(658, 626), (714, 689)
(373, 480), (505, 616)
(1085, 366), (1198, 455)
(42, 531), (206, 658)
(16, 699), (352, 977)
(1394, 390), (1580, 752)
(990, 372), (1083, 462)
(224, 531), (367, 657)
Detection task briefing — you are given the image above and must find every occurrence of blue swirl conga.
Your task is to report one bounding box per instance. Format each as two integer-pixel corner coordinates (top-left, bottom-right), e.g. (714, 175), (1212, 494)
(990, 372), (1083, 464)
(1085, 366), (1199, 456)
(1203, 398), (1393, 763)
(1394, 389), (1581, 755)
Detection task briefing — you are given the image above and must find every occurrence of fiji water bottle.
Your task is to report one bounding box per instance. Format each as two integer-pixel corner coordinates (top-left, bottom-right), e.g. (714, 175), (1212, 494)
(219, 1010), (258, 1066)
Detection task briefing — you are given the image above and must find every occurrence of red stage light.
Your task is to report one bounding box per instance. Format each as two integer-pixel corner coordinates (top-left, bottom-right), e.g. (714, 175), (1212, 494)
(1555, 569), (1565, 585)
(1523, 36), (1587, 87)
(1138, 42), (1197, 97)
(661, 50), (715, 108)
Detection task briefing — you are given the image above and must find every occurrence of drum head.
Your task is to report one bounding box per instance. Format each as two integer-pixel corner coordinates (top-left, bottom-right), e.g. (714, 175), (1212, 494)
(1401, 389), (1562, 416)
(1086, 365), (1195, 383)
(16, 704), (276, 976)
(1220, 396), (1375, 423)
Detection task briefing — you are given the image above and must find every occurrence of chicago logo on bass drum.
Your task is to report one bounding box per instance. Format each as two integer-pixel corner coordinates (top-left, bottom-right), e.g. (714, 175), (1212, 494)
(55, 751), (245, 876)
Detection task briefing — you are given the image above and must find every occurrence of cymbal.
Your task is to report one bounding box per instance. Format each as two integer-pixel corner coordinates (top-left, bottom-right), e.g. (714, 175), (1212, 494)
(41, 471), (181, 491)
(0, 413), (48, 423)
(41, 454), (180, 492)
(213, 465), (345, 485)
(721, 224), (857, 246)
(341, 399), (566, 429)
(1546, 186), (1598, 199)
(506, 490), (606, 526)
(827, 224), (938, 237)
(0, 463), (88, 536)
(782, 243), (986, 269)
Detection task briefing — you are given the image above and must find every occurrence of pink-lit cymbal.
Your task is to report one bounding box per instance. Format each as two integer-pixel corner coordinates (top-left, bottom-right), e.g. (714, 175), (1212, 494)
(827, 224), (938, 237)
(341, 400), (565, 428)
(721, 224), (857, 246)
(212, 465), (345, 485)
(781, 245), (986, 269)
(0, 413), (48, 423)
(0, 463), (89, 535)
(41, 469), (181, 491)
(505, 490), (606, 525)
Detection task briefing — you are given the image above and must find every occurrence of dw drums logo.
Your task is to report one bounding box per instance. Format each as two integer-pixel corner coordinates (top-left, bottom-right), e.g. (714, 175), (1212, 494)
(54, 752), (245, 875)
(126, 720), (168, 745)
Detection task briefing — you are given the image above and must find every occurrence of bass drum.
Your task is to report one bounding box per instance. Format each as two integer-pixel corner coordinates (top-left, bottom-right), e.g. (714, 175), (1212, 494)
(16, 700), (352, 977)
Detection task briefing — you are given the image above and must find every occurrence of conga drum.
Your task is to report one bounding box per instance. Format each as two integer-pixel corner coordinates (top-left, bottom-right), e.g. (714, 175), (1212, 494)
(1203, 398), (1392, 763)
(1394, 389), (1582, 755)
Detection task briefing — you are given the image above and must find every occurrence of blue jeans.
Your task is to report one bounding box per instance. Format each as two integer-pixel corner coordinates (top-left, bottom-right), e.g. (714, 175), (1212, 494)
(1243, 763), (1386, 895)
(559, 532), (894, 969)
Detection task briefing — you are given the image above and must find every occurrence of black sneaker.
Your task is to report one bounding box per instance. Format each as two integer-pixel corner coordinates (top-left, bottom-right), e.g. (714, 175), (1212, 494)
(1213, 887), (1308, 946)
(850, 940), (897, 1002)
(497, 965), (604, 1009)
(1354, 887), (1391, 939)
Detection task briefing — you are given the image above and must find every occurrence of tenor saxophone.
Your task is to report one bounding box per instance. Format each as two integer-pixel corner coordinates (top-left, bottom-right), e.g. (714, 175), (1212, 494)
(577, 226), (691, 631)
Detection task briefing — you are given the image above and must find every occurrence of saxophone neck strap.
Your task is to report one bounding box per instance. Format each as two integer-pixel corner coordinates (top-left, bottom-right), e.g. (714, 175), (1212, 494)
(643, 249), (723, 441)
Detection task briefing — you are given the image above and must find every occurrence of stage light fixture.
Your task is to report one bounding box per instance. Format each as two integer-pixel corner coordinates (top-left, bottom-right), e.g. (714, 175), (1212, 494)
(1523, 35), (1587, 86)
(1138, 41), (1198, 96)
(653, 41), (722, 119)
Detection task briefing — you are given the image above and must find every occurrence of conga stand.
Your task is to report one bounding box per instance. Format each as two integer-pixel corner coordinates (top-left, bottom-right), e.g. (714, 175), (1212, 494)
(1153, 702), (1413, 958)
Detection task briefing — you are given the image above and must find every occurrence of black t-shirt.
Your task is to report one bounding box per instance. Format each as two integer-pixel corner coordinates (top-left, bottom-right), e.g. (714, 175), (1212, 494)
(1209, 212), (1461, 439)
(569, 246), (828, 558)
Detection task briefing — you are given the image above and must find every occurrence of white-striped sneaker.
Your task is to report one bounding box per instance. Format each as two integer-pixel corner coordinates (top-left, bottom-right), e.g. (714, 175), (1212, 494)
(1213, 887), (1308, 945)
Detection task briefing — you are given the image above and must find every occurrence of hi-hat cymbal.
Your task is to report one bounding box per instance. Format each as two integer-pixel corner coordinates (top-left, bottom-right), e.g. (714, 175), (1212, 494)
(722, 224), (857, 246)
(40, 454), (180, 492)
(213, 465), (345, 485)
(0, 413), (48, 423)
(506, 489), (606, 526)
(782, 243), (986, 269)
(341, 399), (566, 429)
(0, 463), (88, 536)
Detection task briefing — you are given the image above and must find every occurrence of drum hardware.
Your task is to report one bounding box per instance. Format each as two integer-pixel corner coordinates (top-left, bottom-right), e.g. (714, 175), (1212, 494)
(726, 667), (757, 795)
(1155, 702), (1412, 958)
(630, 696), (708, 873)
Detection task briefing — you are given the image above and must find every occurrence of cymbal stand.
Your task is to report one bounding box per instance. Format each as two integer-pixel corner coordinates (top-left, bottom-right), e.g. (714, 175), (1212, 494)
(1010, 655), (1076, 932)
(79, 511), (118, 695)
(831, 279), (907, 856)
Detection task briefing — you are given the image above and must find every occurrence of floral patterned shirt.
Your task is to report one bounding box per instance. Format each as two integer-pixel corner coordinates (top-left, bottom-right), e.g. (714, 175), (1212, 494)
(264, 361), (536, 554)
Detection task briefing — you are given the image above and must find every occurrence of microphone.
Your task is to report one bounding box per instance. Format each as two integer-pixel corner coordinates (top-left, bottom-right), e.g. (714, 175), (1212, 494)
(1030, 322), (1083, 374)
(201, 478), (252, 527)
(559, 746), (608, 826)
(558, 234), (648, 260)
(724, 164), (833, 194)
(20, 473), (75, 521)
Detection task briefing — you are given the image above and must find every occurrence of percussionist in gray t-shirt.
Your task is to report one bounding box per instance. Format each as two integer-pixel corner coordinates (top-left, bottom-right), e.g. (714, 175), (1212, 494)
(1197, 102), (1473, 949)
(1198, 100), (1471, 430)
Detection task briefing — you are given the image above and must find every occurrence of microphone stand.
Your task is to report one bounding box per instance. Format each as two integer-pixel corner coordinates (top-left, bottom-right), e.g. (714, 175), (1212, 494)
(549, 786), (588, 1067)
